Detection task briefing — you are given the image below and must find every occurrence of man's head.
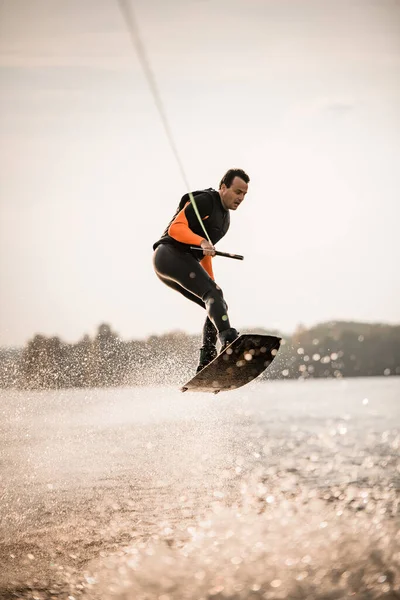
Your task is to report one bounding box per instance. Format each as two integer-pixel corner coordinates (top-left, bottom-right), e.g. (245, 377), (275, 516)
(219, 168), (250, 211)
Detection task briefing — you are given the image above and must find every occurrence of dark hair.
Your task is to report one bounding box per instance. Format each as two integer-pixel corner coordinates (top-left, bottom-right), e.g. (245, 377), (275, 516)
(219, 168), (250, 189)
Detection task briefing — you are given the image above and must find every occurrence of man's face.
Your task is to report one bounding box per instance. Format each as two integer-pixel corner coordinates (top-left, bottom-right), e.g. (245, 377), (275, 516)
(220, 176), (248, 210)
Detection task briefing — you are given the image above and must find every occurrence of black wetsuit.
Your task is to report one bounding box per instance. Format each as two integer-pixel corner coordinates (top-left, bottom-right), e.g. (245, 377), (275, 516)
(153, 189), (231, 346)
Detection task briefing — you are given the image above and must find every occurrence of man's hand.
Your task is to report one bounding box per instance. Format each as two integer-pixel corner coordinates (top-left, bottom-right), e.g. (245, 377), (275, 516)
(200, 239), (216, 256)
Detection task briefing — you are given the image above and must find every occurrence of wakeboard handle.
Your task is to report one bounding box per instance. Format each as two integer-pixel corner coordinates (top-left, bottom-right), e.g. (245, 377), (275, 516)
(190, 246), (244, 261)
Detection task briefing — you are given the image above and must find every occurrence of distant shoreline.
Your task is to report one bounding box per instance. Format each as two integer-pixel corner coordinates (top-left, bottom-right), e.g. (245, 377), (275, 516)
(1, 320), (399, 390)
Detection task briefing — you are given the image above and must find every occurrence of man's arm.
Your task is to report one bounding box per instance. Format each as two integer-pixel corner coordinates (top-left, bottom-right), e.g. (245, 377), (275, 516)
(168, 193), (213, 246)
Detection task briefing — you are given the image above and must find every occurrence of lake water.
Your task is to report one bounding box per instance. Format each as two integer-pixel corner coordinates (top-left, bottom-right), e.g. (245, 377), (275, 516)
(0, 377), (399, 599)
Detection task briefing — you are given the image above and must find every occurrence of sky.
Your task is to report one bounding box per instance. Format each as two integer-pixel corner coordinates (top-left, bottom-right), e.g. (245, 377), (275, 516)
(0, 0), (399, 347)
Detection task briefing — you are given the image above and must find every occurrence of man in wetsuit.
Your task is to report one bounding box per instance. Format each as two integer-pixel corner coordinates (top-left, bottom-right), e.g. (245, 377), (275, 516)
(153, 168), (250, 372)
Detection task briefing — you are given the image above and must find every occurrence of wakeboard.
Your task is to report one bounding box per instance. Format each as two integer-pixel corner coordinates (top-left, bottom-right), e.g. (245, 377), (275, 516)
(181, 334), (281, 394)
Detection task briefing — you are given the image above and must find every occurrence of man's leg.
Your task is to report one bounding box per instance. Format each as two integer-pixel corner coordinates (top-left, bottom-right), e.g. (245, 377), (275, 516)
(153, 245), (238, 368)
(153, 245), (231, 332)
(202, 316), (217, 347)
(197, 317), (218, 372)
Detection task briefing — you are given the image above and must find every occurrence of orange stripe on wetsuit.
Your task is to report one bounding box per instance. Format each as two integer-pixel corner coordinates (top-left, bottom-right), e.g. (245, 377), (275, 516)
(199, 255), (214, 280)
(168, 202), (215, 280)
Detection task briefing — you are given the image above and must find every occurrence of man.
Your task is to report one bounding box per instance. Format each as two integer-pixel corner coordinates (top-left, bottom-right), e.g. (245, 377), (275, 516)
(153, 168), (250, 372)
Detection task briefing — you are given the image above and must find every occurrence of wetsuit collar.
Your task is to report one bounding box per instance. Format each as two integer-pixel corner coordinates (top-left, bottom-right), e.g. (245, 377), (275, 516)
(217, 189), (229, 212)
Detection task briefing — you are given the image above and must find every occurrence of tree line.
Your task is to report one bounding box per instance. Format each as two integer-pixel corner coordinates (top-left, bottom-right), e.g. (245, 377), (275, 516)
(0, 321), (399, 390)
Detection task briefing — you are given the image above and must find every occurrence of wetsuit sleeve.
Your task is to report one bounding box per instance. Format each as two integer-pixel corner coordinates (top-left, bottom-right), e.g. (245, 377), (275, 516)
(200, 255), (214, 280)
(168, 193), (213, 246)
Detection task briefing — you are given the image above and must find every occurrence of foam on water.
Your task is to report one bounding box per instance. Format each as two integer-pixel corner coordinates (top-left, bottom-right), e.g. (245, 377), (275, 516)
(1, 378), (399, 599)
(86, 472), (399, 600)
